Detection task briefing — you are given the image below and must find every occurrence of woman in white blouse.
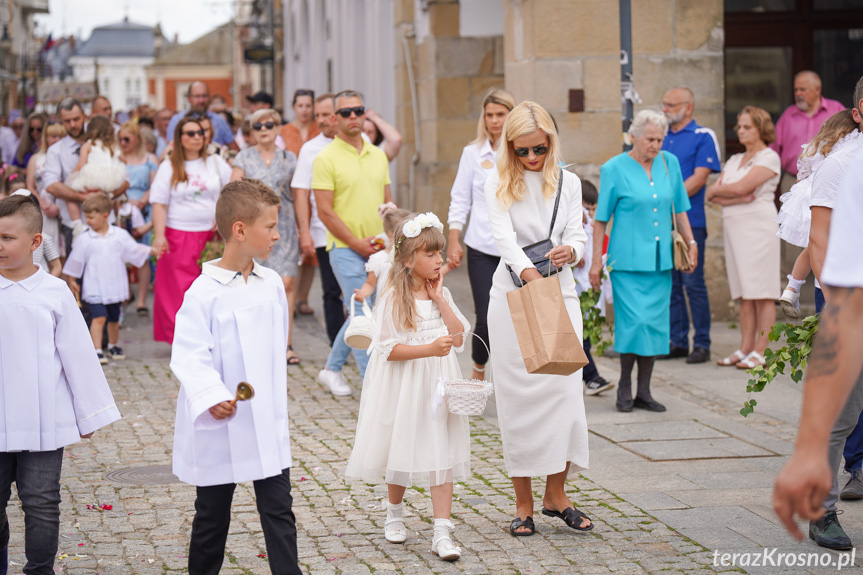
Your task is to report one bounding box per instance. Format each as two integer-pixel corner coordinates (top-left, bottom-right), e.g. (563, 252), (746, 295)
(447, 87), (515, 380)
(707, 106), (781, 369)
(151, 115), (232, 344)
(485, 101), (592, 537)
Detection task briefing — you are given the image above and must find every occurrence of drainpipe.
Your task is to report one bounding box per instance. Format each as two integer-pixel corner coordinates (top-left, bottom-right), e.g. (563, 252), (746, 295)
(619, 0), (640, 152)
(402, 25), (420, 211)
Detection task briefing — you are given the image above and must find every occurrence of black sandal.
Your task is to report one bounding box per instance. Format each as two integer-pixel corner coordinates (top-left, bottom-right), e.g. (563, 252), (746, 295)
(509, 516), (535, 536)
(287, 345), (301, 366)
(541, 507), (594, 531)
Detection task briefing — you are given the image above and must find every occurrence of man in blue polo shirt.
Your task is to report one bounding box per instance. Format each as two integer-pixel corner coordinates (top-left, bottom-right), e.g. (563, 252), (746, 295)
(165, 81), (238, 150)
(659, 87), (721, 364)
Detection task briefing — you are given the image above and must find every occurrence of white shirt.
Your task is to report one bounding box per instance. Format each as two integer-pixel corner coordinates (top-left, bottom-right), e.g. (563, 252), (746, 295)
(117, 202), (146, 230)
(0, 128), (19, 164)
(448, 140), (499, 256)
(365, 249), (393, 292)
(572, 208), (592, 295)
(42, 135), (84, 227)
(811, 135), (863, 210)
(170, 260), (292, 486)
(149, 156), (232, 232)
(822, 148), (863, 288)
(0, 267), (121, 451)
(485, 169), (588, 279)
(62, 226), (151, 304)
(291, 133), (332, 249)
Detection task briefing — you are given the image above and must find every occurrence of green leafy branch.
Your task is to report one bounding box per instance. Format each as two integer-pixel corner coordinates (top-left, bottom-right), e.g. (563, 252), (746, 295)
(579, 285), (613, 356)
(740, 314), (819, 417)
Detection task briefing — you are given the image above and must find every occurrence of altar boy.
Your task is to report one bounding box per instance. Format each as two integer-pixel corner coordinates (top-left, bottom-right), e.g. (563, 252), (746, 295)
(169, 179), (300, 575)
(0, 195), (121, 575)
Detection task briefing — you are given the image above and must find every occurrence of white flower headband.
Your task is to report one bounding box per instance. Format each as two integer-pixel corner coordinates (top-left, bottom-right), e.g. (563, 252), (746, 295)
(395, 212), (444, 250)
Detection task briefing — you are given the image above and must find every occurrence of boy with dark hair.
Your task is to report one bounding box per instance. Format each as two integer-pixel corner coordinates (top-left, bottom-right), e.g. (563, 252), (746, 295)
(63, 194), (155, 364)
(170, 178), (300, 574)
(0, 195), (121, 575)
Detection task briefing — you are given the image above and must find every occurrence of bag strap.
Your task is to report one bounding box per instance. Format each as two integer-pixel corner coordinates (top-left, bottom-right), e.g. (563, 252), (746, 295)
(548, 169), (564, 237)
(659, 151), (679, 234)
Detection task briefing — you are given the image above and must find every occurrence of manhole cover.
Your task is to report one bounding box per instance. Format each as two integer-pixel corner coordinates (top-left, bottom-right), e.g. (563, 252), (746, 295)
(104, 465), (180, 485)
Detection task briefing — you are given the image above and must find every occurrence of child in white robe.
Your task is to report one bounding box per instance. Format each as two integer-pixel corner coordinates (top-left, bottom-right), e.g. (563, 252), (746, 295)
(62, 194), (154, 364)
(0, 195), (121, 575)
(345, 212), (471, 562)
(169, 179), (300, 575)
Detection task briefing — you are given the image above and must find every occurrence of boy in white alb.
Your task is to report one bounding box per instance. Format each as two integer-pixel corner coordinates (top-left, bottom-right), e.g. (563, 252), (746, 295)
(62, 194), (155, 364)
(0, 195), (121, 575)
(170, 179), (300, 575)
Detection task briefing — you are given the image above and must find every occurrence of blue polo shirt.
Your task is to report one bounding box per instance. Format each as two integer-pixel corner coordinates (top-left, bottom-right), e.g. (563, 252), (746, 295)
(661, 119), (720, 228)
(166, 110), (235, 147)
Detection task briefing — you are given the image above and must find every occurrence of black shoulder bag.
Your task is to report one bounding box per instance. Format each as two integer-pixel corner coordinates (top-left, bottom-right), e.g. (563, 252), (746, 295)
(506, 171), (564, 288)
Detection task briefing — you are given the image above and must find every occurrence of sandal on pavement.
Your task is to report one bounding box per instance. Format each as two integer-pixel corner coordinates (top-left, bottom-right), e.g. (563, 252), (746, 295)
(384, 502), (407, 543)
(297, 300), (314, 315)
(286, 345), (301, 366)
(717, 349), (746, 366)
(136, 307), (149, 317)
(431, 518), (461, 561)
(509, 516), (535, 536)
(736, 350), (766, 370)
(541, 507), (594, 531)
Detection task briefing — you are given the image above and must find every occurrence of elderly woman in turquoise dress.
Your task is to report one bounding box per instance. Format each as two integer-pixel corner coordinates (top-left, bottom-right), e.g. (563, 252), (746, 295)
(589, 109), (698, 413)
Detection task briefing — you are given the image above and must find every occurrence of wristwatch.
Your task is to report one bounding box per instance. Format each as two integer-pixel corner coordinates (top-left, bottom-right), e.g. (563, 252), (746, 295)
(688, 240), (697, 245)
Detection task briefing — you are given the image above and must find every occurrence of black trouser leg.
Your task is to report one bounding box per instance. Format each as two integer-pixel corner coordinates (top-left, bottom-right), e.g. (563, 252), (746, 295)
(582, 337), (599, 382)
(617, 353), (637, 402)
(253, 468), (301, 575)
(317, 246), (345, 346)
(466, 246), (500, 366)
(188, 482), (236, 575)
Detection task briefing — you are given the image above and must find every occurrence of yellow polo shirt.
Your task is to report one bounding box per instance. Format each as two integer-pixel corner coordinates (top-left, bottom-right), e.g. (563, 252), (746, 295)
(311, 136), (391, 250)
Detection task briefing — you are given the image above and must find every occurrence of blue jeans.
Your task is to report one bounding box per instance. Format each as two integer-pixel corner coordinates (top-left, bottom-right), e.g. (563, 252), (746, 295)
(0, 448), (64, 575)
(843, 411), (863, 472)
(324, 246), (371, 377)
(815, 287), (825, 314)
(669, 227), (711, 350)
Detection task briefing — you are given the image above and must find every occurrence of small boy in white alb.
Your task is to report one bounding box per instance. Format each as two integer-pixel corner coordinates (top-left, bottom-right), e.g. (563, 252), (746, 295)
(170, 179), (300, 575)
(62, 193), (154, 364)
(0, 194), (121, 575)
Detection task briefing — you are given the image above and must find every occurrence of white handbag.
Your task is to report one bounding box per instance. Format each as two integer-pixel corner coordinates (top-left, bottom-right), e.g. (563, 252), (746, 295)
(344, 293), (375, 350)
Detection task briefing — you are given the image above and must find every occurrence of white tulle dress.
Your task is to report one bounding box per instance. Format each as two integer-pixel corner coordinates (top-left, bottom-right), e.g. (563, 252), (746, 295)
(67, 142), (128, 193)
(345, 287), (472, 488)
(777, 130), (862, 247)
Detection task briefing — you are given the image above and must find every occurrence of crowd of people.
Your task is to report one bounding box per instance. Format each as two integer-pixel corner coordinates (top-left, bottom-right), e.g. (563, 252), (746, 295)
(1, 69), (862, 573)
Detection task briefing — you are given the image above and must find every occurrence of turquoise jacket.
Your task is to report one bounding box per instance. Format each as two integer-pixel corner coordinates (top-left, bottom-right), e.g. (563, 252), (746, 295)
(596, 151), (691, 272)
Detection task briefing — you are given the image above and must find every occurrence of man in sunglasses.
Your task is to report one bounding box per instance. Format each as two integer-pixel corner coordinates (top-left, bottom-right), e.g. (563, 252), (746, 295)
(311, 89), (393, 389)
(166, 81), (238, 152)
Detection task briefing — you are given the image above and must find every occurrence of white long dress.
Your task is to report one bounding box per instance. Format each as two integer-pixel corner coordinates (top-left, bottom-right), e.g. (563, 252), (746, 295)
(68, 142), (128, 192)
(484, 169), (590, 478)
(345, 287), (472, 488)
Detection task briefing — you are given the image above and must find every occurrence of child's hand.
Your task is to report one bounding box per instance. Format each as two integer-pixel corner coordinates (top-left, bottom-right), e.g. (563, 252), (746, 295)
(80, 432), (94, 439)
(426, 275), (443, 303)
(209, 401), (237, 420)
(68, 280), (80, 297)
(430, 335), (454, 357)
(354, 284), (374, 302)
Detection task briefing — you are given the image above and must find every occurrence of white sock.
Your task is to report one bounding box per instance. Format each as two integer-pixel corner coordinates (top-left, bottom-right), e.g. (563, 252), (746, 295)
(386, 501), (403, 518)
(71, 219), (82, 228)
(785, 274), (805, 293)
(433, 517), (454, 540)
(108, 342), (118, 347)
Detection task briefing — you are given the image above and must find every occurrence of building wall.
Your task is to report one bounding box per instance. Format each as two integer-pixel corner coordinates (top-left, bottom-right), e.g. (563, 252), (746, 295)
(69, 56), (153, 110)
(146, 66), (233, 110)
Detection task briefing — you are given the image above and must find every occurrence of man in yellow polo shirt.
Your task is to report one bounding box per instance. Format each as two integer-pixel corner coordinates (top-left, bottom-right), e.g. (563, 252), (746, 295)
(313, 89), (393, 391)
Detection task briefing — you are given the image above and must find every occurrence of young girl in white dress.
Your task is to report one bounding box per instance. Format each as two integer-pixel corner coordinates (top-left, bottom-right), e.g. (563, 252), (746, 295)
(66, 115), (128, 235)
(776, 110), (858, 317)
(345, 212), (471, 562)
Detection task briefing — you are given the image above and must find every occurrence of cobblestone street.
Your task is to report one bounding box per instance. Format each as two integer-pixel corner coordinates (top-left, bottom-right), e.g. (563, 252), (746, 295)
(4, 269), (862, 574)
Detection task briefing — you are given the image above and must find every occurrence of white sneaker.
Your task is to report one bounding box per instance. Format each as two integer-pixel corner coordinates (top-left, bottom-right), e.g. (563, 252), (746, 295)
(779, 289), (800, 319)
(384, 502), (407, 543)
(431, 519), (461, 561)
(317, 369), (352, 396)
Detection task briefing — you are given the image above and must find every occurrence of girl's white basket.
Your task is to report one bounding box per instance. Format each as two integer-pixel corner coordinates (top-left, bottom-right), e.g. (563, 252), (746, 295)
(439, 333), (494, 416)
(344, 294), (374, 350)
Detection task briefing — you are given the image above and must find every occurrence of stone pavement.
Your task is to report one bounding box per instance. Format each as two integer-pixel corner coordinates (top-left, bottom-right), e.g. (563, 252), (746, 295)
(5, 264), (862, 574)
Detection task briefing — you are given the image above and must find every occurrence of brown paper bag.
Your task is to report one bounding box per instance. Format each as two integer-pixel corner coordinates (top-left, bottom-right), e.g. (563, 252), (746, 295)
(506, 275), (589, 375)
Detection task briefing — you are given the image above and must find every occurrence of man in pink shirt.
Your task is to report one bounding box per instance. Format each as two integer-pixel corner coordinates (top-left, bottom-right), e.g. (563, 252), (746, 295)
(771, 70), (846, 179)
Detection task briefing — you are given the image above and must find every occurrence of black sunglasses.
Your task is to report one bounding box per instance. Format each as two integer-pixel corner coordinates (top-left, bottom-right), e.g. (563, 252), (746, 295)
(336, 106), (365, 118)
(252, 121), (277, 131)
(294, 89), (315, 97)
(182, 129), (205, 138)
(119, 137), (132, 144)
(30, 126), (43, 132)
(513, 145), (549, 158)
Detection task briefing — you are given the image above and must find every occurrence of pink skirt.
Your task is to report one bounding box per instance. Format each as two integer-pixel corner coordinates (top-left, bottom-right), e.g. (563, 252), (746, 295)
(153, 227), (214, 344)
